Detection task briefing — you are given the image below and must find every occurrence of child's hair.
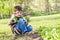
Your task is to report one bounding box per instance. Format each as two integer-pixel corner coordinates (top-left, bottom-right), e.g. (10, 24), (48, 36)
(14, 6), (22, 11)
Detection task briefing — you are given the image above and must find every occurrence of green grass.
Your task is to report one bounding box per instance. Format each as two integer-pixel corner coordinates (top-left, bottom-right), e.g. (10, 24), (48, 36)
(0, 14), (60, 40)
(30, 14), (60, 29)
(30, 14), (60, 40)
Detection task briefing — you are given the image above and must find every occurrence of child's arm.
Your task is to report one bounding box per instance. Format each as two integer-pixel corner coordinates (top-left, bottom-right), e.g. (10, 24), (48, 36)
(7, 14), (15, 25)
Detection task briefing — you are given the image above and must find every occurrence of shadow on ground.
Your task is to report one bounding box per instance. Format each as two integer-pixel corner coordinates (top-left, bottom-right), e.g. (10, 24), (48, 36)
(14, 30), (43, 40)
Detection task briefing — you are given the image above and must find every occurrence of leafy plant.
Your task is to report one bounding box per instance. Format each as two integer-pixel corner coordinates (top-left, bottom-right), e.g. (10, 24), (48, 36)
(38, 26), (60, 40)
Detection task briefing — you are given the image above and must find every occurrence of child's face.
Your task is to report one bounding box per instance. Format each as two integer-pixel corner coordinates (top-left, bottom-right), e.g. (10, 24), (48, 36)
(14, 8), (22, 17)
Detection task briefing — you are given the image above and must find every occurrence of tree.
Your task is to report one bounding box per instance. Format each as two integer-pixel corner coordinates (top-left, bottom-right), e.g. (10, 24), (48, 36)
(45, 0), (51, 12)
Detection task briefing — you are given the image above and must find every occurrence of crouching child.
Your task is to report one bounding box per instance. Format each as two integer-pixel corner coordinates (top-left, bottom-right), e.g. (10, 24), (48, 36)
(8, 6), (32, 40)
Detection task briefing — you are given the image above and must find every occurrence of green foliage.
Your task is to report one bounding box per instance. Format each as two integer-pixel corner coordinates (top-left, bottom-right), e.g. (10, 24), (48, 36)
(0, 0), (60, 19)
(38, 26), (60, 40)
(30, 11), (60, 16)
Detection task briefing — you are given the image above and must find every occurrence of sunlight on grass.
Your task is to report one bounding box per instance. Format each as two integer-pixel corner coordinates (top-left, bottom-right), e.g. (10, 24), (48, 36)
(30, 14), (60, 30)
(0, 14), (60, 40)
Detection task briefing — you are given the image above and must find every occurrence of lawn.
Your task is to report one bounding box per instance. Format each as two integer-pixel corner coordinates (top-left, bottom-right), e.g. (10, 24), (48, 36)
(0, 14), (60, 40)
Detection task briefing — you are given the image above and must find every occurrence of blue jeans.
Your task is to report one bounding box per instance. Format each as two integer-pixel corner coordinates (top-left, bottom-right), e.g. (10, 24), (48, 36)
(16, 18), (32, 33)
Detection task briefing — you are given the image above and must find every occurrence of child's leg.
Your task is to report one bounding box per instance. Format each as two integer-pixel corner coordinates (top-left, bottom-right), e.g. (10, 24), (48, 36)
(10, 25), (16, 34)
(26, 25), (32, 32)
(10, 25), (20, 35)
(16, 18), (27, 34)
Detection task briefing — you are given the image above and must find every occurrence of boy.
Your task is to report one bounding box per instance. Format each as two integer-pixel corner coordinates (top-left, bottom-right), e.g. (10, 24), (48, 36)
(8, 6), (32, 40)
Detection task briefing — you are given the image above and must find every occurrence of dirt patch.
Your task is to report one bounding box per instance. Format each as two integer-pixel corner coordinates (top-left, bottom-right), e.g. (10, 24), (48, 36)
(25, 30), (43, 40)
(12, 30), (43, 40)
